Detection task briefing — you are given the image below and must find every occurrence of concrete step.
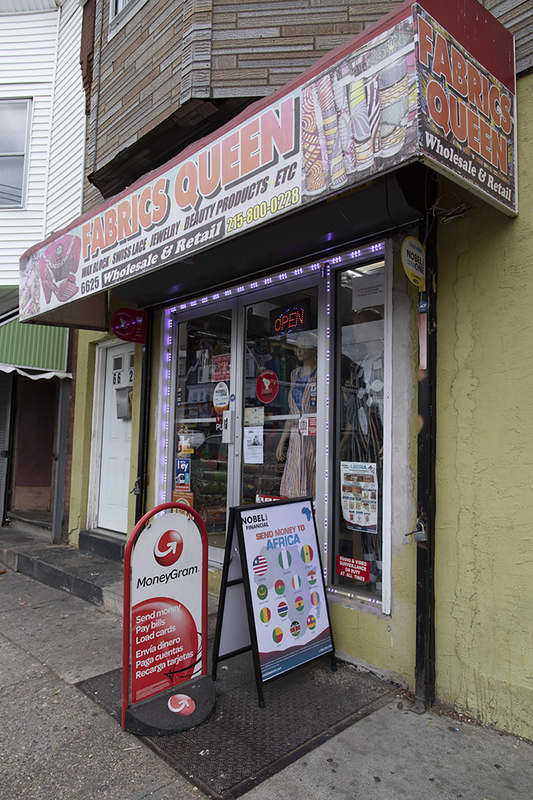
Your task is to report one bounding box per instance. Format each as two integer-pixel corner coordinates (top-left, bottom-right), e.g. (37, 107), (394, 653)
(0, 523), (124, 612)
(0, 522), (219, 622)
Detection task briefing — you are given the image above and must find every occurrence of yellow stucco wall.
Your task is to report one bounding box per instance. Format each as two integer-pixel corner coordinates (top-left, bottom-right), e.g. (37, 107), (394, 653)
(69, 328), (106, 544)
(434, 73), (533, 738)
(69, 326), (142, 543)
(331, 538), (417, 687)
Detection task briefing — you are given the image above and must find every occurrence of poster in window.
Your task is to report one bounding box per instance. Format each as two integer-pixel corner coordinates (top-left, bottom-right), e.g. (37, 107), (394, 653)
(340, 461), (378, 530)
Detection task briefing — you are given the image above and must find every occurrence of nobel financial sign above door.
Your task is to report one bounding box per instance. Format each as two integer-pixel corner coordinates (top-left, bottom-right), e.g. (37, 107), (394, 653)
(20, 0), (515, 322)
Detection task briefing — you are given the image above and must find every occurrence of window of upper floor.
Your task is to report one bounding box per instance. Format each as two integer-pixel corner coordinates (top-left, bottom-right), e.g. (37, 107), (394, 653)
(114, 0), (131, 14)
(108, 0), (150, 40)
(0, 99), (32, 209)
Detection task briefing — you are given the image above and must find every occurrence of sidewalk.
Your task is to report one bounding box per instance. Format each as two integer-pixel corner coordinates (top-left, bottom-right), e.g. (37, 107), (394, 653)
(1, 524), (532, 800)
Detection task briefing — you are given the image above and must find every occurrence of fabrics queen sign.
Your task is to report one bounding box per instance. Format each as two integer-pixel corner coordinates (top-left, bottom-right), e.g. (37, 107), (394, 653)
(19, 0), (515, 322)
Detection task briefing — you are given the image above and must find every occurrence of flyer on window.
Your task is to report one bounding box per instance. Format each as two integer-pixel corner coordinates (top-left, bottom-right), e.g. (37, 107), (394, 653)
(243, 426), (264, 464)
(340, 461), (378, 530)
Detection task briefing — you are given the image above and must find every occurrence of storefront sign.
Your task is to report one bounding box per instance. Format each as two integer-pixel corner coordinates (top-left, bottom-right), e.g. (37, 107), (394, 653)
(243, 426), (264, 464)
(177, 431), (194, 454)
(336, 555), (371, 582)
(122, 503), (213, 734)
(111, 308), (147, 343)
(245, 406), (265, 426)
(270, 299), (311, 337)
(401, 236), (426, 289)
(212, 353), (231, 381)
(417, 8), (515, 212)
(171, 490), (194, 507)
(256, 370), (280, 404)
(353, 270), (385, 311)
(299, 415), (317, 436)
(20, 1), (515, 322)
(213, 381), (229, 414)
(174, 458), (191, 491)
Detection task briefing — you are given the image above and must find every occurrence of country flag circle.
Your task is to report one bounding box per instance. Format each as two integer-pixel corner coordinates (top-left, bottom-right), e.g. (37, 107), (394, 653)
(307, 615), (317, 630)
(310, 591), (320, 606)
(278, 550), (292, 570)
(290, 621), (301, 637)
(291, 575), (302, 590)
(277, 600), (289, 618)
(253, 554), (268, 577)
(272, 627), (283, 644)
(307, 569), (317, 585)
(257, 584), (268, 601)
(275, 579), (285, 595)
(259, 607), (271, 623)
(294, 595), (305, 612)
(300, 544), (313, 564)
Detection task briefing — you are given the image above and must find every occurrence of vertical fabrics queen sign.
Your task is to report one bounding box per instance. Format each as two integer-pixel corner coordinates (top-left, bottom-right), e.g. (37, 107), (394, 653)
(20, 0), (516, 322)
(417, 7), (515, 209)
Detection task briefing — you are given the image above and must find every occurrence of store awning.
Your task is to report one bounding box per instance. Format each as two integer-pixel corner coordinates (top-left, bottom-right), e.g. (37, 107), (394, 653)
(19, 0), (516, 327)
(0, 316), (69, 376)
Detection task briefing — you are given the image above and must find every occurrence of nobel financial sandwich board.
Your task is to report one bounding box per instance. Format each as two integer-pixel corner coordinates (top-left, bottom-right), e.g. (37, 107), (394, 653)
(213, 499), (334, 702)
(121, 503), (208, 726)
(20, 0), (515, 323)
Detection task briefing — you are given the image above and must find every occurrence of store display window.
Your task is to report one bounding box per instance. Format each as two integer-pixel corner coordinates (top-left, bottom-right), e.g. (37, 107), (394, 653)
(333, 260), (386, 603)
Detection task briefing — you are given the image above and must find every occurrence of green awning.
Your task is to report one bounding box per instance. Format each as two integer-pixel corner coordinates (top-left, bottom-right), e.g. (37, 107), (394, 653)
(0, 317), (68, 372)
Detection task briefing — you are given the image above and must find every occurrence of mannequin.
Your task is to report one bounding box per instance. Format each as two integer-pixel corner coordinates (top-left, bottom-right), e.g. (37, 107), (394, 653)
(276, 332), (317, 498)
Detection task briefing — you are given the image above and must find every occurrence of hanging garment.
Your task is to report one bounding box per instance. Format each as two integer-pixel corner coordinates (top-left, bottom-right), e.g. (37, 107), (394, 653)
(280, 366), (317, 498)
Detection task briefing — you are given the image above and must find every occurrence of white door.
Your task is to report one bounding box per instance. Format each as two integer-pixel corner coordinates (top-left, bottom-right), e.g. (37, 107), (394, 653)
(97, 342), (135, 532)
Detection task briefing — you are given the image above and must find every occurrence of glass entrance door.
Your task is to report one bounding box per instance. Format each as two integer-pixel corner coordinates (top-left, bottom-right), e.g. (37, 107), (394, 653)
(171, 282), (320, 555)
(173, 308), (233, 550)
(241, 286), (319, 504)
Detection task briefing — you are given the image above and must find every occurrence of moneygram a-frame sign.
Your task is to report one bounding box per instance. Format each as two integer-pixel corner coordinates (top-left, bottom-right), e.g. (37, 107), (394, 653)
(20, 0), (515, 324)
(122, 503), (214, 735)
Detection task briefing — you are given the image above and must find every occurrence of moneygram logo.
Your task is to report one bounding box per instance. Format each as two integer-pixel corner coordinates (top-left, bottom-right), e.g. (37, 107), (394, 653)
(154, 529), (183, 567)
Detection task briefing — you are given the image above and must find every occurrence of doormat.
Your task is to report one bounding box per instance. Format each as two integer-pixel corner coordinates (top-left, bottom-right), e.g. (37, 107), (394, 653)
(76, 653), (394, 799)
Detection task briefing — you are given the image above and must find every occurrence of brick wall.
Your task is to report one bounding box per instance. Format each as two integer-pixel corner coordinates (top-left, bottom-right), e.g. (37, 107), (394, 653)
(86, 0), (186, 184)
(210, 0), (397, 96)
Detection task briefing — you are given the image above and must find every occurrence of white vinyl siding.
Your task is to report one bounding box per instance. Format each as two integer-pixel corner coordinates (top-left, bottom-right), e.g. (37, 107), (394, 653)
(0, 3), (85, 286)
(45, 0), (85, 235)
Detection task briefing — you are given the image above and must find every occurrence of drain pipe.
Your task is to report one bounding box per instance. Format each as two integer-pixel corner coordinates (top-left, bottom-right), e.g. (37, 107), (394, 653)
(414, 219), (437, 710)
(135, 309), (152, 523)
